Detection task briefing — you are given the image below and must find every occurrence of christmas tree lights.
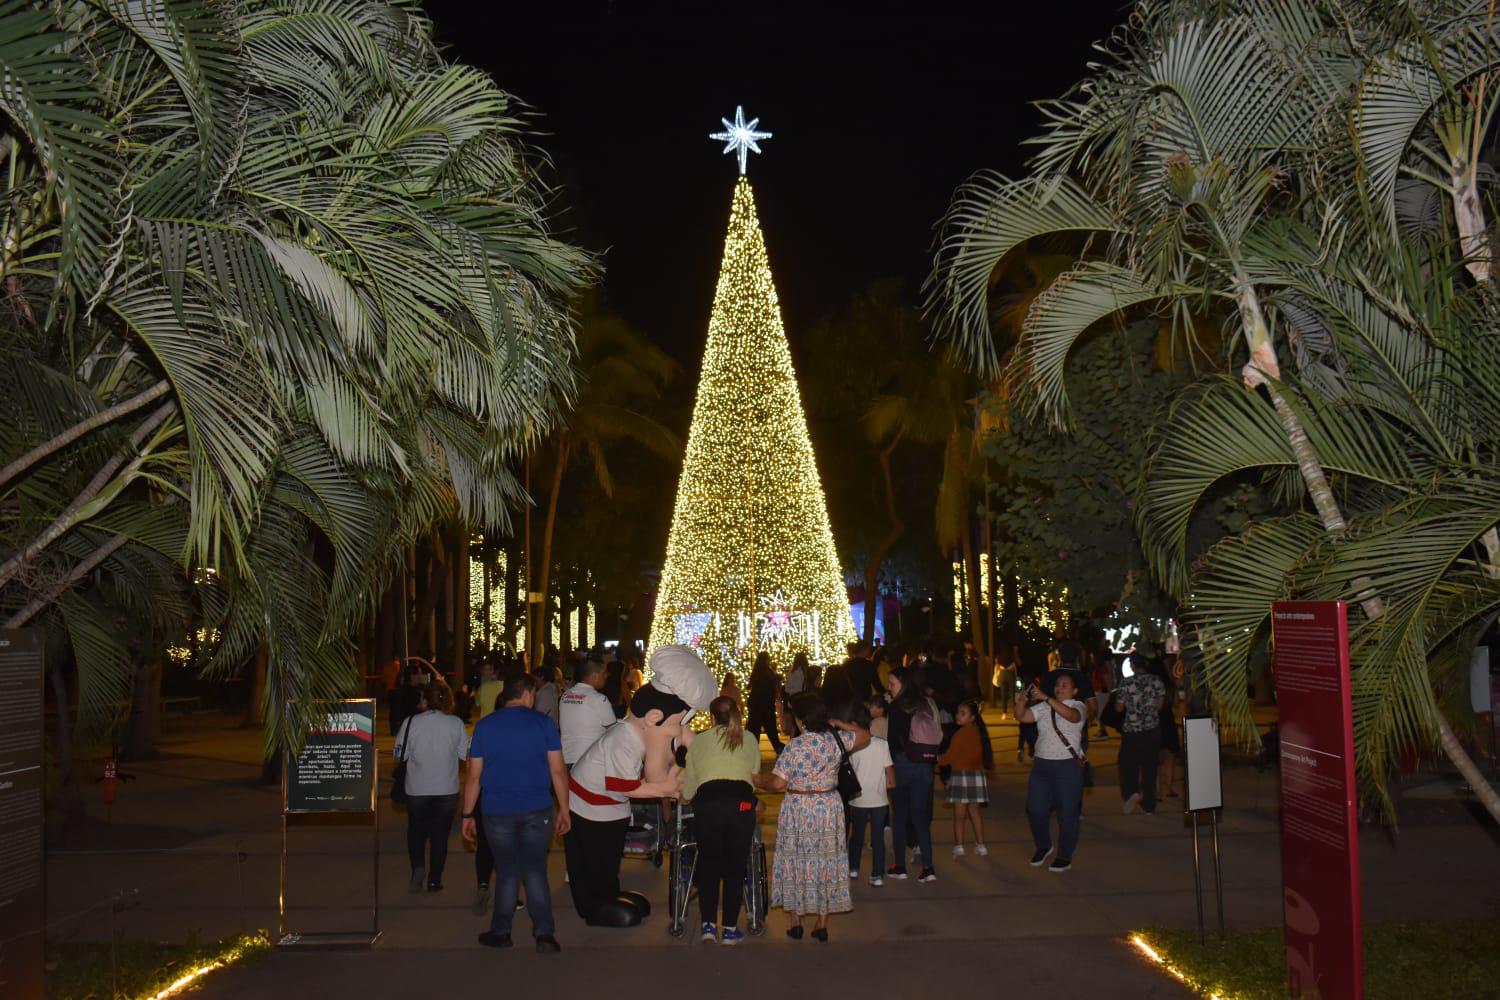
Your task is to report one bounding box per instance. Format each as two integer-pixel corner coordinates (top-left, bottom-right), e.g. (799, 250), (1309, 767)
(649, 174), (856, 687)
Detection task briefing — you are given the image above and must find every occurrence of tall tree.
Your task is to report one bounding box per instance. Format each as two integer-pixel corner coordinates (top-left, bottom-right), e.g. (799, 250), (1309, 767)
(0, 0), (593, 754)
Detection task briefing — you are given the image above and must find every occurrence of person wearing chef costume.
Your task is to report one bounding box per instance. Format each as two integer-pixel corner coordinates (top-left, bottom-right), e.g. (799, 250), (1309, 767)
(564, 644), (716, 927)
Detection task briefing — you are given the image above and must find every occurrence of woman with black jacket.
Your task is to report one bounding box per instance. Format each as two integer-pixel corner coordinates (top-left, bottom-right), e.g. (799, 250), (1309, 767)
(746, 652), (784, 753)
(884, 667), (940, 883)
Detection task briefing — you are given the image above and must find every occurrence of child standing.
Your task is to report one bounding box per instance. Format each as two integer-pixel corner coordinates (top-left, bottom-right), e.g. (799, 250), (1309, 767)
(847, 727), (895, 887)
(865, 696), (889, 740)
(939, 700), (993, 858)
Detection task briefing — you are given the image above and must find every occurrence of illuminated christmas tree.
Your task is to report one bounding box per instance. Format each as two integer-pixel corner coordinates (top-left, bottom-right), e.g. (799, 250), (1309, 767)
(649, 109), (856, 687)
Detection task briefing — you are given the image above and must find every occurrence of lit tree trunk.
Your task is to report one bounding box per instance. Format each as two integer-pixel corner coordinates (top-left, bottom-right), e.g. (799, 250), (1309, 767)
(864, 435), (904, 644)
(960, 519), (987, 662)
(452, 531), (469, 681)
(534, 436), (568, 666)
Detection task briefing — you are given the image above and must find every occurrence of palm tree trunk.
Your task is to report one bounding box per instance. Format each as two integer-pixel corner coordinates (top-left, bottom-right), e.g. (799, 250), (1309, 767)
(1437, 711), (1500, 822)
(864, 436), (904, 644)
(0, 380), (170, 491)
(0, 400), (173, 589)
(1242, 279), (1500, 822)
(535, 437), (569, 665)
(4, 533), (127, 628)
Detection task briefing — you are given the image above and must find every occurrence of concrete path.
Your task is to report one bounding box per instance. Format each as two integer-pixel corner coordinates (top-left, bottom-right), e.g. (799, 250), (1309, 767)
(43, 711), (1500, 998)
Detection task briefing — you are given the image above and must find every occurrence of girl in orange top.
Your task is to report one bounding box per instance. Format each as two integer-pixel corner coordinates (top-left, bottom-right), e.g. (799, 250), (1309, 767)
(939, 700), (994, 858)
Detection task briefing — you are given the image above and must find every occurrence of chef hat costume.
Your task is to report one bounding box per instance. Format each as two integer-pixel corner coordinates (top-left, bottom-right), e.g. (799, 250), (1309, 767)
(627, 644), (716, 722)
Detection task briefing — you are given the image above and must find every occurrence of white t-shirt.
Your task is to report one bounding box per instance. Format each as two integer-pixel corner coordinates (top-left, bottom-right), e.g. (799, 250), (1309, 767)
(393, 711), (469, 796)
(849, 736), (893, 808)
(1032, 700), (1087, 762)
(567, 721), (644, 822)
(560, 682), (615, 765)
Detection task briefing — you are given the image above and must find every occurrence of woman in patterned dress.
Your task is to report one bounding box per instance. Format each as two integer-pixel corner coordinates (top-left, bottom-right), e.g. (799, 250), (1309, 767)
(757, 692), (870, 942)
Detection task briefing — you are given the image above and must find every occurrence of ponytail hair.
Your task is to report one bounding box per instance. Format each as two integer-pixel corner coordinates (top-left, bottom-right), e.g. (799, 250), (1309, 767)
(710, 695), (744, 750)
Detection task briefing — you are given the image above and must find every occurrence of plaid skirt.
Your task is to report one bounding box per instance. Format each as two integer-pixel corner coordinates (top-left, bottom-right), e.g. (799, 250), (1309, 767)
(945, 769), (988, 804)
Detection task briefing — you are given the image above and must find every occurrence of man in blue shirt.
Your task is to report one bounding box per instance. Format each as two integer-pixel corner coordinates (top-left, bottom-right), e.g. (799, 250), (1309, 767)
(461, 671), (570, 953)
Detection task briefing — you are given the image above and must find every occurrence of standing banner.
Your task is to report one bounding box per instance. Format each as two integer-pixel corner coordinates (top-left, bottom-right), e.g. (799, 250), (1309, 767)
(0, 630), (43, 1000)
(286, 701), (376, 813)
(1271, 601), (1362, 1000)
(280, 698), (380, 947)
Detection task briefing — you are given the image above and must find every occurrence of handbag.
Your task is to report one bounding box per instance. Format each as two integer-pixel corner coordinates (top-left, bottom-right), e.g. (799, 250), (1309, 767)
(391, 715), (415, 804)
(830, 733), (861, 806)
(1048, 704), (1095, 788)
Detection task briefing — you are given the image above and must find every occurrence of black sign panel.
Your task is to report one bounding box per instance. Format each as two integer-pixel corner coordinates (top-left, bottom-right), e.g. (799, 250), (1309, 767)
(285, 700), (376, 813)
(0, 629), (43, 999)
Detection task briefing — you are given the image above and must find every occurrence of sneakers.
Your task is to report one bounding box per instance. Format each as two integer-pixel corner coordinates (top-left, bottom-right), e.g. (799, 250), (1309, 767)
(974, 843), (989, 857)
(886, 866), (908, 880)
(535, 935), (561, 954)
(952, 844), (966, 859)
(408, 868), (425, 894)
(1123, 792), (1143, 814)
(1029, 848), (1055, 867)
(700, 921), (718, 943)
(848, 868), (859, 879)
(869, 876), (884, 888)
(472, 884), (490, 915)
(477, 931), (512, 949)
(1049, 857), (1073, 873)
(721, 926), (745, 946)
(918, 868), (937, 883)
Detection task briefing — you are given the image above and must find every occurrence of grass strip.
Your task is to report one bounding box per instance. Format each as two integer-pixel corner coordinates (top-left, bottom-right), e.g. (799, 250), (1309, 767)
(48, 931), (269, 999)
(1134, 919), (1500, 999)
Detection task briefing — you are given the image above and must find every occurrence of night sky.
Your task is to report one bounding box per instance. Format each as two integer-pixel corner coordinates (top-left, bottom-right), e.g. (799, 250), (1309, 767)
(422, 0), (1130, 362)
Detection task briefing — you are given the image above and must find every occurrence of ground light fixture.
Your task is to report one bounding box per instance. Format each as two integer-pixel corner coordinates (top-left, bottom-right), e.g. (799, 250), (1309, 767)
(1129, 933), (1238, 1000)
(143, 935), (266, 999)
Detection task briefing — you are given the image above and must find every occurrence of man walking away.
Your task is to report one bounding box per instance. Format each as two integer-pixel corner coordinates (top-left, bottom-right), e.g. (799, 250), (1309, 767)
(462, 671), (569, 954)
(1113, 653), (1167, 816)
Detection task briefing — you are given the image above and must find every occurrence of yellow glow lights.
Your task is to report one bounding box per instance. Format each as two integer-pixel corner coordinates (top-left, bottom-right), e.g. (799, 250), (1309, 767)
(144, 935), (267, 999)
(1130, 933), (1239, 1000)
(648, 177), (856, 688)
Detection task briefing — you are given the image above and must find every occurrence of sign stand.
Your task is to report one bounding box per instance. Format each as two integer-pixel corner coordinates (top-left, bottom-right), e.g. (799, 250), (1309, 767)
(278, 697), (382, 949)
(1183, 714), (1225, 943)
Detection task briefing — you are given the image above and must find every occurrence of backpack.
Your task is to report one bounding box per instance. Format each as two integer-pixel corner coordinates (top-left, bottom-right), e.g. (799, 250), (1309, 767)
(905, 700), (943, 763)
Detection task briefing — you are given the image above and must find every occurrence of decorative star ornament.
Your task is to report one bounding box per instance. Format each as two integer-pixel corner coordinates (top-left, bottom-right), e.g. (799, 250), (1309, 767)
(710, 106), (771, 175)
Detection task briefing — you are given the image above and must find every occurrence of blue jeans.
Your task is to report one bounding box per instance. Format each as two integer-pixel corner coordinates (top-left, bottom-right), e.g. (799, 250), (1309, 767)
(406, 794), (457, 882)
(1027, 757), (1084, 860)
(890, 759), (934, 872)
(482, 807), (556, 937)
(847, 805), (887, 877)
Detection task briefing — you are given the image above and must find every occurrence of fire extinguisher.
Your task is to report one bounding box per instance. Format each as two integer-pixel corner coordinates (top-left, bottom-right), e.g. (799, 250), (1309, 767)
(96, 758), (134, 820)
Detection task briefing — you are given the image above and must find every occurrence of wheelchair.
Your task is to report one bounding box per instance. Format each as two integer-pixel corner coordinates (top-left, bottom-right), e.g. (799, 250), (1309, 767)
(664, 800), (769, 938)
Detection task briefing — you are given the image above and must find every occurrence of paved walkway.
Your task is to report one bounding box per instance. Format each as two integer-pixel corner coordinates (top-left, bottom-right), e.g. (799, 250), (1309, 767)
(44, 711), (1500, 998)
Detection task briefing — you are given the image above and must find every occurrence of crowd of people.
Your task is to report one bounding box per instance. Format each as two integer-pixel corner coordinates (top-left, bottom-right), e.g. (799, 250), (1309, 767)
(383, 634), (1188, 954)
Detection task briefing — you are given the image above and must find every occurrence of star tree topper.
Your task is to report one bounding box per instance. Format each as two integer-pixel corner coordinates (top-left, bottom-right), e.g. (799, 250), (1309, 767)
(710, 106), (771, 175)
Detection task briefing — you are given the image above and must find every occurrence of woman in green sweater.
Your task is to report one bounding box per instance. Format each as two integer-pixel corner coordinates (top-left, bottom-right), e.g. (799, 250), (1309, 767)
(682, 694), (762, 944)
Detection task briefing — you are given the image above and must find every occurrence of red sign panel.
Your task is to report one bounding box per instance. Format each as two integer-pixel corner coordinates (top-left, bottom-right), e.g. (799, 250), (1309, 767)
(1272, 601), (1362, 999)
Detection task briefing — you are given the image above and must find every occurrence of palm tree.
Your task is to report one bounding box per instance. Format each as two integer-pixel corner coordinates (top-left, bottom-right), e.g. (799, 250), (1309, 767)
(527, 294), (680, 666)
(927, 0), (1500, 822)
(0, 0), (593, 756)
(867, 350), (986, 653)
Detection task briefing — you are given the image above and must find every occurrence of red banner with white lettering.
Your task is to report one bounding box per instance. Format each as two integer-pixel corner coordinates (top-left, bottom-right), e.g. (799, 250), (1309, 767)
(1272, 600), (1362, 999)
